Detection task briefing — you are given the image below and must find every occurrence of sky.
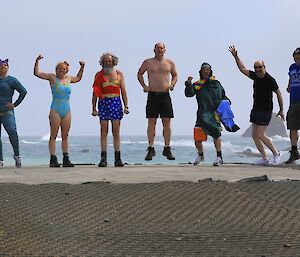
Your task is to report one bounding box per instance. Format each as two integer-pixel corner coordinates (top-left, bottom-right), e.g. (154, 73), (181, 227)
(2, 0), (299, 136)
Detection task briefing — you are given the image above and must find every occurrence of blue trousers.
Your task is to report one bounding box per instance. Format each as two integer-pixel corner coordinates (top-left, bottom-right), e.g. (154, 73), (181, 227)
(0, 111), (19, 160)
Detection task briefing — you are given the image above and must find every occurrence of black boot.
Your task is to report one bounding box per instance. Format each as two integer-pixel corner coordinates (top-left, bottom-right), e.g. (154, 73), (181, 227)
(145, 147), (155, 161)
(162, 146), (175, 160)
(49, 155), (60, 168)
(285, 150), (300, 164)
(114, 151), (124, 167)
(98, 151), (107, 167)
(63, 153), (74, 167)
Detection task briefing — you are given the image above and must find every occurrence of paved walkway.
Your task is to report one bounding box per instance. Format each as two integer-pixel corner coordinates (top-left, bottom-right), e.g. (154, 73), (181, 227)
(0, 163), (300, 184)
(1, 164), (300, 256)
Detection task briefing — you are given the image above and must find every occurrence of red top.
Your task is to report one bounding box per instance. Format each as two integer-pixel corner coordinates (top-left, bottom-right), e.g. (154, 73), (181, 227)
(92, 70), (121, 98)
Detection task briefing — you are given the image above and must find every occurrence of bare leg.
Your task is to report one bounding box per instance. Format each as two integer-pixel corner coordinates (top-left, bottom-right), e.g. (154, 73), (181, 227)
(252, 124), (268, 159)
(256, 124), (279, 156)
(212, 136), (223, 166)
(290, 129), (299, 146)
(48, 110), (61, 155)
(112, 120), (121, 151)
(100, 120), (109, 152)
(61, 112), (71, 154)
(147, 118), (157, 147)
(213, 137), (222, 152)
(195, 141), (203, 153)
(162, 117), (171, 146)
(252, 124), (279, 159)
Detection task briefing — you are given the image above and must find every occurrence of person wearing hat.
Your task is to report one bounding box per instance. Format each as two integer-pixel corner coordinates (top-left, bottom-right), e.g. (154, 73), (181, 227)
(0, 59), (27, 168)
(185, 62), (226, 166)
(285, 47), (300, 164)
(229, 46), (285, 165)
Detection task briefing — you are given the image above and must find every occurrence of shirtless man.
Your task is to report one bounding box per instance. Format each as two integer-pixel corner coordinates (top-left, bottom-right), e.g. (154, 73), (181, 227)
(137, 42), (178, 161)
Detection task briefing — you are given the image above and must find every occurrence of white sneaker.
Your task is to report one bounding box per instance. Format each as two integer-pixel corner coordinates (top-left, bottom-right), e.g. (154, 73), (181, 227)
(213, 156), (223, 166)
(271, 153), (281, 165)
(255, 158), (269, 166)
(193, 154), (204, 165)
(0, 161), (4, 168)
(13, 155), (21, 168)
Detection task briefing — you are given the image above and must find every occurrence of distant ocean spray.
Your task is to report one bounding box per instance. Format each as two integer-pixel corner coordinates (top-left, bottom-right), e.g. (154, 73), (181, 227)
(0, 134), (292, 166)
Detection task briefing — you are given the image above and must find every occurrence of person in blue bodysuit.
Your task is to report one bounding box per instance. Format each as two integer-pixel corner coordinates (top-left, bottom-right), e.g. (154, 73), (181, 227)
(0, 59), (27, 168)
(34, 55), (85, 167)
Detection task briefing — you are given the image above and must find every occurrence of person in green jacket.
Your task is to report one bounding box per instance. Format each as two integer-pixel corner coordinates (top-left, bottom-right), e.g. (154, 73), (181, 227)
(185, 63), (225, 166)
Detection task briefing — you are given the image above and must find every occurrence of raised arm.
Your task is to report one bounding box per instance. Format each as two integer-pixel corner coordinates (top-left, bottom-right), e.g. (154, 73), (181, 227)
(169, 60), (178, 91)
(137, 60), (149, 93)
(70, 61), (85, 83)
(33, 55), (54, 81)
(118, 71), (129, 114)
(228, 46), (250, 78)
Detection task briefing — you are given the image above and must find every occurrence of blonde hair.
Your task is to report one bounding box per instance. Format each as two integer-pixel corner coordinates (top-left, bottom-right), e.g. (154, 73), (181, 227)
(56, 61), (69, 73)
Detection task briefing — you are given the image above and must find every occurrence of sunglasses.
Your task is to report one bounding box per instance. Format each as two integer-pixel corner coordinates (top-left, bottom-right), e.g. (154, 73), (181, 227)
(254, 65), (264, 69)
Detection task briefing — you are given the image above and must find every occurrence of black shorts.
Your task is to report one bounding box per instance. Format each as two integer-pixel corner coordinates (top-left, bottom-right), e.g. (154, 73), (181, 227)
(250, 109), (272, 125)
(146, 91), (174, 118)
(287, 103), (300, 129)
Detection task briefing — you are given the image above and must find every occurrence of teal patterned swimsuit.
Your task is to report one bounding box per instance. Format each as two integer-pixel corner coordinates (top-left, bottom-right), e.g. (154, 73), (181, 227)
(51, 77), (71, 118)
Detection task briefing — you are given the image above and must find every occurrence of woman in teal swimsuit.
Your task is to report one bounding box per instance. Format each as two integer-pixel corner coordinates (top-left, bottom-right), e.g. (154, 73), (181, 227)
(34, 55), (85, 167)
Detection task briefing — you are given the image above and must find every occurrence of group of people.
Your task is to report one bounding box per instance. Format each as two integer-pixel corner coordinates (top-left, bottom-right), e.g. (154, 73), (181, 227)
(0, 43), (300, 167)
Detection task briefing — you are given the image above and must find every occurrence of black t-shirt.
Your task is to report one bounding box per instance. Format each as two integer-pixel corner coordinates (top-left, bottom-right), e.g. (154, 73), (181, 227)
(249, 71), (278, 111)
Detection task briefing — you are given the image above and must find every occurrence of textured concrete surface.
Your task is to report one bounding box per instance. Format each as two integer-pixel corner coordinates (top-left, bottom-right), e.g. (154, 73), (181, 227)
(1, 164), (300, 256)
(0, 163), (300, 184)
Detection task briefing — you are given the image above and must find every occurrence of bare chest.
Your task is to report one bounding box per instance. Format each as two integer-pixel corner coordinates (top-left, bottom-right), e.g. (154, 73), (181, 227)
(147, 61), (171, 75)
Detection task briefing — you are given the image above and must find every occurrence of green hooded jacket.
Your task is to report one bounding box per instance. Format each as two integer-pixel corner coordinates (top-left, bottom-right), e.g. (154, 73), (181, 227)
(185, 78), (225, 138)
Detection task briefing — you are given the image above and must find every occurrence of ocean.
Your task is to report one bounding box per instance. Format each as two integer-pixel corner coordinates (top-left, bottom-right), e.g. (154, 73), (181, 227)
(0, 134), (292, 166)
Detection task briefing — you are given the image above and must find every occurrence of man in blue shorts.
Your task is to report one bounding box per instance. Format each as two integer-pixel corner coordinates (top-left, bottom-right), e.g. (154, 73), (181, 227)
(229, 46), (285, 165)
(0, 59), (27, 168)
(285, 48), (300, 164)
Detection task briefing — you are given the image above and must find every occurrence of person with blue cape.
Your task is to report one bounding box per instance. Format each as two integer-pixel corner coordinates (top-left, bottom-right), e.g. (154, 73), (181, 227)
(185, 62), (239, 166)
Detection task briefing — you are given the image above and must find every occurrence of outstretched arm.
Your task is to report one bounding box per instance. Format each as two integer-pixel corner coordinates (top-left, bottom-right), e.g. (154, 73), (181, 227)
(70, 61), (85, 83)
(33, 55), (54, 82)
(228, 46), (250, 78)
